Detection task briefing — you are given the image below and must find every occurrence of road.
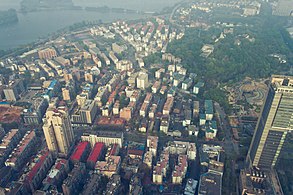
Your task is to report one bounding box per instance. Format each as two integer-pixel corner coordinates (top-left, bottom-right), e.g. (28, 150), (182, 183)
(214, 102), (239, 155)
(214, 102), (239, 195)
(169, 0), (194, 27)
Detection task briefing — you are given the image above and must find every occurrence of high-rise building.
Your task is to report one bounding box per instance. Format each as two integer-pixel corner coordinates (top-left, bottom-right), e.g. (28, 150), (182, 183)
(247, 75), (293, 169)
(3, 79), (25, 101)
(43, 104), (74, 157)
(71, 99), (98, 125)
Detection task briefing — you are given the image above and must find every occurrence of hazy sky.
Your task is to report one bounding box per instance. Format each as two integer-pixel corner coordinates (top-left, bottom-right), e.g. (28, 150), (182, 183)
(0, 0), (182, 12)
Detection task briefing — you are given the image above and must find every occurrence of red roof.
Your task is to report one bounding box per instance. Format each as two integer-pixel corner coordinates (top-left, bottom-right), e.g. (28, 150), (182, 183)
(70, 142), (89, 161)
(55, 159), (67, 170)
(87, 142), (104, 163)
(109, 144), (118, 156)
(26, 151), (50, 182)
(128, 149), (144, 156)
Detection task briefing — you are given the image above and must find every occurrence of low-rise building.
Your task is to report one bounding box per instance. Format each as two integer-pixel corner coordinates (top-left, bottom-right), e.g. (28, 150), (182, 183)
(105, 174), (121, 195)
(153, 150), (169, 184)
(43, 159), (69, 187)
(62, 163), (87, 195)
(81, 131), (123, 148)
(81, 173), (101, 195)
(172, 155), (188, 184)
(70, 142), (90, 164)
(147, 136), (158, 157)
(21, 151), (55, 193)
(86, 142), (105, 170)
(143, 151), (152, 168)
(184, 179), (198, 195)
(5, 131), (37, 170)
(95, 155), (121, 178)
(152, 81), (161, 93)
(129, 174), (143, 195)
(22, 97), (48, 125)
(0, 129), (23, 165)
(163, 96), (174, 115)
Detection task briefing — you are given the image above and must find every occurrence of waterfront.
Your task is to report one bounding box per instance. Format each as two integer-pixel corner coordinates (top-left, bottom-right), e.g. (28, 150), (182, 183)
(0, 0), (181, 50)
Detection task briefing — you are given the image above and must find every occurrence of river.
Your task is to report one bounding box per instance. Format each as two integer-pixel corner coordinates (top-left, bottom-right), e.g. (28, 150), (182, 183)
(0, 0), (181, 50)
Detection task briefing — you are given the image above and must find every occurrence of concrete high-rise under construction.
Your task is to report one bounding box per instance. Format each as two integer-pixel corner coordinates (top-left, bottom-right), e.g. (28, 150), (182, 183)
(43, 104), (74, 157)
(247, 75), (293, 169)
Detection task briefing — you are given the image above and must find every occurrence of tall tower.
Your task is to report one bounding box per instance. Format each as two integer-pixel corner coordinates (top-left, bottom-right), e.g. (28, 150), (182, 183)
(247, 75), (293, 169)
(43, 105), (74, 157)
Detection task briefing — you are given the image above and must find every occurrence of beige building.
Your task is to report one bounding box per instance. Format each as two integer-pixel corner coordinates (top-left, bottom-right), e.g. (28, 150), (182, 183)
(81, 131), (123, 148)
(247, 75), (293, 169)
(43, 105), (74, 157)
(71, 100), (97, 125)
(62, 88), (71, 101)
(38, 48), (57, 59)
(136, 72), (148, 90)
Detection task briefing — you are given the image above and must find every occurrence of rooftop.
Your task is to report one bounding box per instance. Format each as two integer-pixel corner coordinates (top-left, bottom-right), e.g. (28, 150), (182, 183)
(198, 172), (222, 195)
(26, 150), (50, 182)
(70, 142), (89, 161)
(6, 131), (36, 164)
(87, 142), (104, 163)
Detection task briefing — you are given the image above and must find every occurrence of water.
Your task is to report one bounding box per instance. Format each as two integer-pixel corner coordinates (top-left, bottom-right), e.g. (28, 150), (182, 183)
(0, 0), (181, 50)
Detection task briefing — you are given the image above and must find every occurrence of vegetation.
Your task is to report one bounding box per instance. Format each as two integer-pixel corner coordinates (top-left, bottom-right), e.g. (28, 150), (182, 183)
(167, 16), (292, 84)
(143, 53), (162, 66)
(0, 9), (18, 26)
(204, 87), (231, 113)
(222, 155), (237, 195)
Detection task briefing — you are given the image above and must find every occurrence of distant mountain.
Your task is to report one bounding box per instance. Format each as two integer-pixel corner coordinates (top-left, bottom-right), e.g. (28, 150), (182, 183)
(20, 0), (76, 12)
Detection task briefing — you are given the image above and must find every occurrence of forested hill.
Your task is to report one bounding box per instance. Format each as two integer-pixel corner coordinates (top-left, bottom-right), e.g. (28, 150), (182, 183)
(167, 13), (293, 83)
(0, 9), (18, 26)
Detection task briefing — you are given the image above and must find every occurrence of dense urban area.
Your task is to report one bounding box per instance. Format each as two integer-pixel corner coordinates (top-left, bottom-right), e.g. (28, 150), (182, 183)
(0, 0), (292, 194)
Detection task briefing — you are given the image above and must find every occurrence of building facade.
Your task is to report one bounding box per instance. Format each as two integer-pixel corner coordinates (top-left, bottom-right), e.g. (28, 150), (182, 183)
(43, 105), (74, 157)
(247, 75), (293, 169)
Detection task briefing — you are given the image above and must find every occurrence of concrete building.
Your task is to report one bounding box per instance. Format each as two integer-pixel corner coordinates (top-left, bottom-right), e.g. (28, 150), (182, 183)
(152, 81), (161, 93)
(147, 136), (158, 157)
(105, 174), (121, 195)
(198, 172), (222, 195)
(43, 159), (69, 187)
(247, 75), (293, 169)
(38, 48), (57, 59)
(3, 79), (25, 101)
(163, 96), (174, 115)
(62, 163), (87, 195)
(70, 142), (91, 164)
(136, 72), (148, 90)
(204, 100), (214, 120)
(43, 105), (74, 158)
(184, 179), (198, 195)
(172, 155), (188, 184)
(0, 129), (23, 166)
(153, 150), (169, 184)
(81, 131), (123, 148)
(95, 155), (121, 178)
(62, 84), (76, 102)
(81, 173), (101, 195)
(22, 150), (55, 193)
(86, 142), (105, 170)
(71, 100), (98, 125)
(129, 174), (143, 195)
(5, 131), (37, 170)
(143, 151), (152, 168)
(160, 116), (170, 134)
(22, 97), (48, 125)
